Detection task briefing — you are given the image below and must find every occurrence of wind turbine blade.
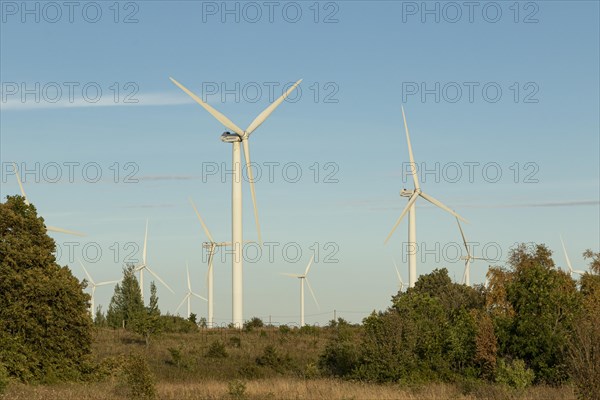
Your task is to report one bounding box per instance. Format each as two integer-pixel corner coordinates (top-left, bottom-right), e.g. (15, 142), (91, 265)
(392, 258), (403, 285)
(242, 139), (262, 244)
(186, 261), (192, 292)
(384, 192), (419, 245)
(401, 107), (420, 191)
(207, 247), (215, 279)
(13, 163), (30, 205)
(169, 77), (244, 136)
(304, 254), (315, 276)
(419, 192), (468, 223)
(192, 292), (208, 301)
(95, 280), (120, 286)
(78, 259), (94, 285)
(175, 295), (189, 313)
(145, 267), (174, 293)
(456, 217), (470, 256)
(280, 273), (302, 278)
(143, 219), (148, 265)
(245, 79), (302, 135)
(47, 226), (86, 237)
(305, 278), (320, 309)
(189, 197), (216, 243)
(560, 235), (574, 273)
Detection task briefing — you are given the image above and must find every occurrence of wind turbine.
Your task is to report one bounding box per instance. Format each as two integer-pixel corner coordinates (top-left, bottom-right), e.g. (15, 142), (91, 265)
(189, 197), (231, 328)
(384, 107), (468, 288)
(13, 163), (84, 236)
(78, 259), (119, 316)
(392, 258), (407, 292)
(456, 217), (492, 286)
(560, 235), (586, 277)
(281, 255), (319, 326)
(135, 219), (174, 302)
(170, 77), (302, 327)
(176, 262), (207, 319)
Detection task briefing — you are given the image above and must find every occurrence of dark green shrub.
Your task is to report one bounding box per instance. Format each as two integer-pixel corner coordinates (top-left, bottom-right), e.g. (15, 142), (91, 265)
(206, 340), (228, 358)
(256, 345), (291, 372)
(243, 317), (264, 332)
(319, 338), (359, 377)
(0, 196), (93, 383)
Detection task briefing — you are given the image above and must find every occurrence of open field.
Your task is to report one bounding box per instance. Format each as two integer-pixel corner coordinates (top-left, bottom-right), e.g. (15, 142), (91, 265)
(0, 328), (577, 400)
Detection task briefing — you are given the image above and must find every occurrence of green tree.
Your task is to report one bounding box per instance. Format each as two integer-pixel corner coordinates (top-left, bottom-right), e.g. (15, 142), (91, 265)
(498, 243), (580, 384)
(0, 196), (92, 382)
(567, 250), (600, 399)
(132, 282), (162, 346)
(106, 264), (145, 329)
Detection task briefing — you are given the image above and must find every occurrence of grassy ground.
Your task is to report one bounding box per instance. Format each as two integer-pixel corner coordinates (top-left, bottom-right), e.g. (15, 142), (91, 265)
(1, 327), (577, 400)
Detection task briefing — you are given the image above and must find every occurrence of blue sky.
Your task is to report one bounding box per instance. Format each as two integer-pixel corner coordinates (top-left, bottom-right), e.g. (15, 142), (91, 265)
(1, 1), (599, 325)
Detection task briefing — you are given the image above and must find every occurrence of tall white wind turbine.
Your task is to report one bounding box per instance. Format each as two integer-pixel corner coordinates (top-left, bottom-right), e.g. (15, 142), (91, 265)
(170, 77), (302, 327)
(456, 217), (492, 286)
(135, 219), (174, 302)
(384, 107), (468, 288)
(189, 197), (231, 328)
(79, 259), (119, 316)
(392, 258), (407, 292)
(13, 163), (84, 236)
(560, 235), (586, 277)
(176, 262), (207, 319)
(281, 255), (319, 326)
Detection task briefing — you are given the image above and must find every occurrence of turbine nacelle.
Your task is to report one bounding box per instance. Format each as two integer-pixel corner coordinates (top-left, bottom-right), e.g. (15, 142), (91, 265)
(400, 188), (415, 197)
(220, 131), (243, 143)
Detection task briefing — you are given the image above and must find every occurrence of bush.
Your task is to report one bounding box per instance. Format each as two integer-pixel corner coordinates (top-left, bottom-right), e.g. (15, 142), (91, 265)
(229, 336), (241, 348)
(243, 317), (264, 332)
(495, 358), (535, 389)
(206, 340), (228, 358)
(123, 353), (156, 399)
(319, 338), (359, 377)
(160, 314), (197, 333)
(255, 345), (291, 372)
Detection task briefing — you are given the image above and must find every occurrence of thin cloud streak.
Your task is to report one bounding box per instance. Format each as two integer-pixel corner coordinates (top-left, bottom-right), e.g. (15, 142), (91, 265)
(347, 199), (600, 211)
(0, 92), (192, 111)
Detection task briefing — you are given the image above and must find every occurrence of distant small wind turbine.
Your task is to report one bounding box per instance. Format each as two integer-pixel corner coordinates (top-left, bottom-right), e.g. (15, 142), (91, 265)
(392, 258), (407, 292)
(384, 107), (468, 288)
(456, 217), (493, 286)
(135, 219), (174, 302)
(560, 235), (586, 277)
(13, 163), (84, 236)
(176, 262), (207, 319)
(189, 197), (235, 328)
(281, 255), (319, 326)
(78, 259), (119, 316)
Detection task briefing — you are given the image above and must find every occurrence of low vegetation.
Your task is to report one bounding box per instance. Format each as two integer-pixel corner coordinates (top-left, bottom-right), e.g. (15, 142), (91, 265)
(1, 195), (599, 399)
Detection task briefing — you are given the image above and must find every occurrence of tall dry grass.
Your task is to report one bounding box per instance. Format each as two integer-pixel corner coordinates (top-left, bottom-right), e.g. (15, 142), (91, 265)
(2, 378), (576, 400)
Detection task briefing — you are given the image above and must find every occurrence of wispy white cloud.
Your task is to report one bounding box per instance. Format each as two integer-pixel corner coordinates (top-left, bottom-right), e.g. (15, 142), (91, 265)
(0, 92), (193, 111)
(342, 198), (600, 211)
